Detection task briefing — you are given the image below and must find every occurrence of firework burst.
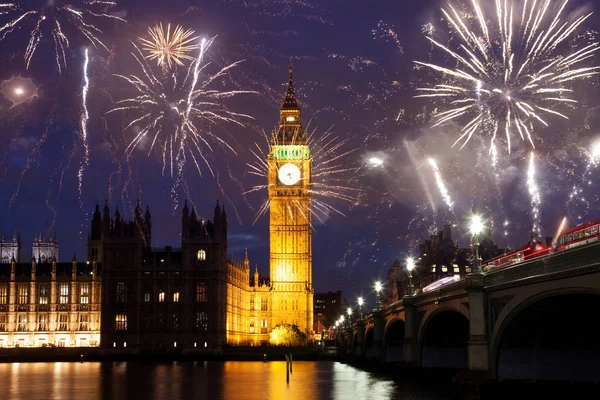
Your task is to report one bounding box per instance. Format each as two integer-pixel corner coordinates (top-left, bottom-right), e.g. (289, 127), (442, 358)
(140, 23), (201, 71)
(108, 36), (256, 183)
(0, 1), (124, 72)
(415, 0), (600, 154)
(245, 126), (360, 226)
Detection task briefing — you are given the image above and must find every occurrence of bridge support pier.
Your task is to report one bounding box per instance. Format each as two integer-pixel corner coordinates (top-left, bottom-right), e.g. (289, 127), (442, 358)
(403, 295), (418, 366)
(355, 322), (365, 358)
(466, 273), (490, 375)
(372, 311), (384, 361)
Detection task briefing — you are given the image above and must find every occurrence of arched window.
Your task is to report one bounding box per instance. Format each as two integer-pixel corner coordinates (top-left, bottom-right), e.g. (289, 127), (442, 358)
(197, 250), (206, 261)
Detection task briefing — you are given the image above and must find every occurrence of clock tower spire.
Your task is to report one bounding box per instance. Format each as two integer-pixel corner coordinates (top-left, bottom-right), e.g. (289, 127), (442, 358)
(276, 60), (305, 144)
(268, 63), (313, 334)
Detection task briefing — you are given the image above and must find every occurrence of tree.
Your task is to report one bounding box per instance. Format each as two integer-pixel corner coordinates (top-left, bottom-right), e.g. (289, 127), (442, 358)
(269, 324), (307, 346)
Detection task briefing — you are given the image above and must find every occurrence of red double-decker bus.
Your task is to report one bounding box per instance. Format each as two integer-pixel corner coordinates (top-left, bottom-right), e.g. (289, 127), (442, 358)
(555, 219), (600, 251)
(483, 243), (551, 270)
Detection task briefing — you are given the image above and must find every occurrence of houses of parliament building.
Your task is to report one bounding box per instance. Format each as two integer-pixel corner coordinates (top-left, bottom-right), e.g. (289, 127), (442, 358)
(0, 65), (314, 349)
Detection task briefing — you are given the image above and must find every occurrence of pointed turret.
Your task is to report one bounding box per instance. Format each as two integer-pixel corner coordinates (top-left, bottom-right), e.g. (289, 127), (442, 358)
(135, 199), (142, 217)
(243, 248), (250, 270)
(281, 60), (299, 110)
(91, 202), (102, 240)
(183, 199), (189, 217)
(254, 265), (259, 287)
(276, 61), (303, 143)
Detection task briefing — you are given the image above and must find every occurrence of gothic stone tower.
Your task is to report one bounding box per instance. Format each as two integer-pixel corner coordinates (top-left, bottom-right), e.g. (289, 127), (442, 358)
(268, 63), (313, 334)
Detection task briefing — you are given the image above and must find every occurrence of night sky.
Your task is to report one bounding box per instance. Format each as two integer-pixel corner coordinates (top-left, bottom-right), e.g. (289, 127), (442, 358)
(1, 0), (599, 309)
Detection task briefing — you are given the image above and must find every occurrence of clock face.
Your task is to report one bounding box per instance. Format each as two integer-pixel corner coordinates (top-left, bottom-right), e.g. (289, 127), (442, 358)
(278, 163), (301, 185)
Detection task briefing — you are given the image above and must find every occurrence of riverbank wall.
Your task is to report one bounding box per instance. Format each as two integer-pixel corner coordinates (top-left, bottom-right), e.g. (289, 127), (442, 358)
(0, 346), (337, 363)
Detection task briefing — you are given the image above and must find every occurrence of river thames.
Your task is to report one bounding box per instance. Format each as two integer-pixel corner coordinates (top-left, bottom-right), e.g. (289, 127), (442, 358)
(0, 361), (453, 400)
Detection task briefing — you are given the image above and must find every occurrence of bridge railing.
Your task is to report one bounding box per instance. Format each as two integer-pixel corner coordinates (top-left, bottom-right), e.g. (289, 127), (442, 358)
(483, 241), (600, 288)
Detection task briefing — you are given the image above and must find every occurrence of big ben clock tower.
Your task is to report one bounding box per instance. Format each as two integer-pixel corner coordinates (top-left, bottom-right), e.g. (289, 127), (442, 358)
(268, 62), (313, 334)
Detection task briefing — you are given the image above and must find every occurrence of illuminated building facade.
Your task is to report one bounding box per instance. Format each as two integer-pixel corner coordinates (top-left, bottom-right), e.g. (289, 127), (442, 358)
(0, 234), (101, 348)
(267, 63), (314, 333)
(98, 200), (274, 348)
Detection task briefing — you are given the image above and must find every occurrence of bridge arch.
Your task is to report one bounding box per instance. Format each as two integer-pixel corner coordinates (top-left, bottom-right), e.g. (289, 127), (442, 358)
(383, 318), (405, 363)
(418, 307), (469, 369)
(491, 287), (600, 381)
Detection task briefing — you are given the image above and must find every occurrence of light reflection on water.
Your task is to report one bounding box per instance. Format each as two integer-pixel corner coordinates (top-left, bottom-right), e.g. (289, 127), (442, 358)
(0, 361), (446, 400)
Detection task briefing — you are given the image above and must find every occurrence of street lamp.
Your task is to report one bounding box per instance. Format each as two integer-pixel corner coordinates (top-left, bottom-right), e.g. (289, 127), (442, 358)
(470, 214), (485, 273)
(406, 257), (415, 296)
(339, 315), (345, 328)
(357, 297), (364, 319)
(374, 281), (383, 311)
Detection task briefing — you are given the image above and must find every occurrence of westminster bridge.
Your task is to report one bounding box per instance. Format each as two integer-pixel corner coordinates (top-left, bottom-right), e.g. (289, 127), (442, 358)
(339, 241), (600, 382)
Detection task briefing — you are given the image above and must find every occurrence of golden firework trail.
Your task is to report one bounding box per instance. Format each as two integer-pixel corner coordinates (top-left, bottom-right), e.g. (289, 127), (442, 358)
(415, 0), (600, 154)
(108, 36), (256, 181)
(140, 23), (201, 71)
(527, 151), (542, 239)
(245, 126), (360, 227)
(428, 158), (454, 212)
(0, 1), (124, 72)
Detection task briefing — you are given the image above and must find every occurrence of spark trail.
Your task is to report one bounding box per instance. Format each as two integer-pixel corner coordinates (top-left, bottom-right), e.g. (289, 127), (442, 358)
(78, 48), (90, 208)
(415, 0), (600, 155)
(527, 151), (542, 240)
(428, 157), (454, 212)
(0, 1), (124, 72)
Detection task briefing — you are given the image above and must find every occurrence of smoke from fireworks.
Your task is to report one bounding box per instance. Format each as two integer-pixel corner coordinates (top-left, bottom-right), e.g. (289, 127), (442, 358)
(0, 76), (38, 106)
(245, 127), (360, 226)
(140, 23), (201, 71)
(415, 0), (599, 155)
(108, 36), (255, 186)
(527, 151), (542, 239)
(0, 1), (124, 72)
(567, 138), (600, 221)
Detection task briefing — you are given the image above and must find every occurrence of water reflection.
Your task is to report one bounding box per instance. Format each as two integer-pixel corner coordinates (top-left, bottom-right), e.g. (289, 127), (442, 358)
(0, 361), (434, 400)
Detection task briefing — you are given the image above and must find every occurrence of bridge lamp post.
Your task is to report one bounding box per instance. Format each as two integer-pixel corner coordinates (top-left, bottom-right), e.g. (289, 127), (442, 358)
(406, 257), (415, 296)
(470, 214), (485, 273)
(375, 281), (383, 311)
(339, 315), (346, 329)
(357, 297), (364, 319)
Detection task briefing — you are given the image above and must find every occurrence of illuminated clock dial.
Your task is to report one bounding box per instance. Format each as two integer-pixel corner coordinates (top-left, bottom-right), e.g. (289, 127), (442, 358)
(278, 163), (301, 185)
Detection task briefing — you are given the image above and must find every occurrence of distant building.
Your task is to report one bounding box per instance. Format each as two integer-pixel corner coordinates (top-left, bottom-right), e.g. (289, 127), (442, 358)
(313, 291), (346, 334)
(383, 224), (505, 303)
(0, 232), (101, 348)
(0, 233), (21, 263)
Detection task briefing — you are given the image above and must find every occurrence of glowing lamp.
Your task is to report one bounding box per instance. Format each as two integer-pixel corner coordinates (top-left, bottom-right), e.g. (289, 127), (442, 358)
(357, 297), (364, 306)
(406, 257), (415, 272)
(339, 315), (345, 323)
(14, 88), (24, 96)
(374, 281), (382, 293)
(347, 307), (352, 316)
(470, 215), (484, 236)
